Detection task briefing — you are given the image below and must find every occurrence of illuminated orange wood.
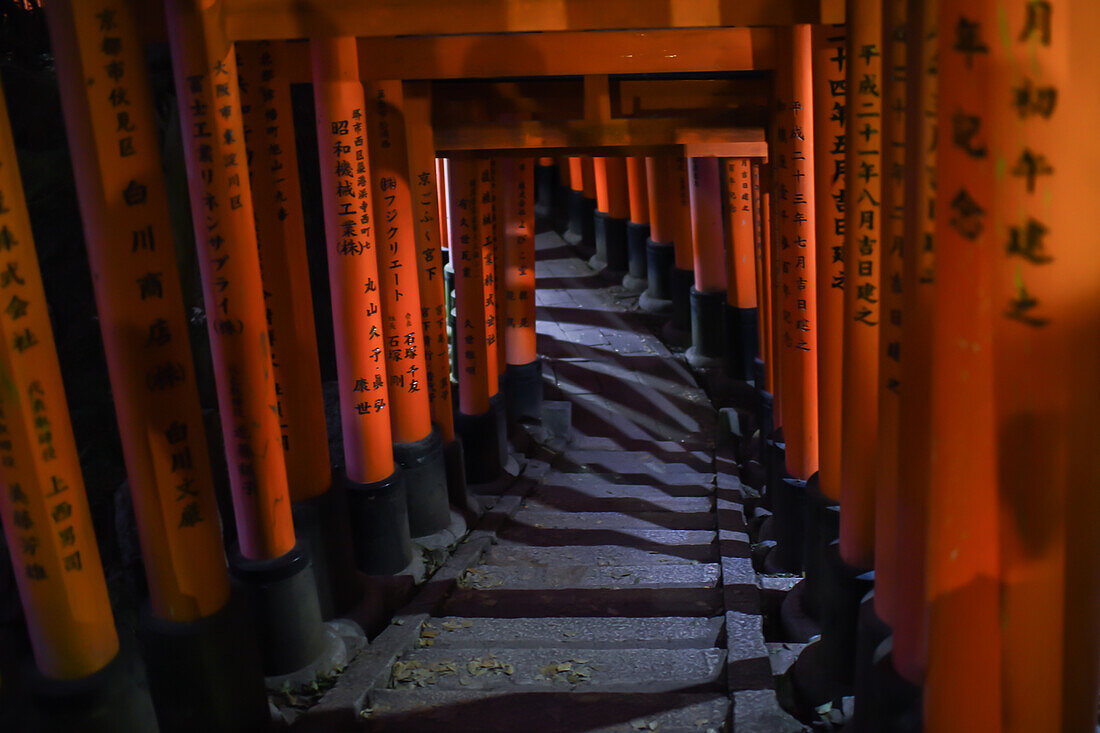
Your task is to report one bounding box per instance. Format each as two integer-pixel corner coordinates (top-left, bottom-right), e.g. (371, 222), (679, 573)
(811, 23), (846, 502)
(238, 40), (331, 502)
(478, 159), (502, 398)
(924, 0), (1001, 727)
(581, 156), (597, 200)
(568, 157), (584, 194)
(626, 156), (649, 225)
(362, 79), (433, 446)
(751, 162), (773, 393)
(47, 0), (229, 622)
(593, 156), (629, 219)
(310, 37), (395, 484)
(501, 158), (537, 366)
(759, 184), (777, 397)
(872, 0), (909, 627)
(893, 0), (936, 683)
(722, 158), (755, 309)
(765, 176), (783, 425)
(645, 156), (676, 244)
(0, 82), (119, 680)
(775, 24), (818, 480)
(404, 82), (456, 442)
(558, 157), (572, 191)
(166, 0), (294, 560)
(687, 157), (726, 294)
(838, 0), (882, 570)
(672, 157), (694, 270)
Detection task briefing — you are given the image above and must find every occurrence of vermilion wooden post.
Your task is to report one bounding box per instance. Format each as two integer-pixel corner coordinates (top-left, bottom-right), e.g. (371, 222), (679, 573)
(665, 157), (695, 345)
(622, 156), (651, 292)
(992, 3), (1099, 729)
(167, 0), (332, 680)
(893, 0), (936, 685)
(501, 158), (541, 424)
(751, 162), (773, 392)
(310, 37), (413, 575)
(403, 81), (469, 512)
(0, 81), (119, 685)
(576, 155), (598, 258)
(685, 157), (727, 368)
(237, 39), (361, 622)
(362, 78), (452, 540)
(591, 155), (629, 276)
(553, 156), (571, 234)
(639, 155), (676, 315)
(492, 159), (508, 390)
(721, 157), (758, 380)
(564, 156), (589, 252)
(924, 0), (1001, 727)
(451, 158), (506, 483)
(839, 0), (884, 574)
(871, 0), (910, 638)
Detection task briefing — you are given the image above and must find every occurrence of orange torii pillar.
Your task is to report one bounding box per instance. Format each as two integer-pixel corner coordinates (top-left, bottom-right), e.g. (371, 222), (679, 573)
(491, 160), (508, 396)
(363, 79), (452, 541)
(638, 155), (676, 315)
(721, 157), (759, 380)
(310, 38), (414, 575)
(564, 156), (596, 258)
(767, 25), (819, 577)
(46, 2), (265, 728)
(0, 80), (155, 733)
(534, 155), (556, 222)
(622, 156), (651, 293)
(237, 40), (359, 622)
(553, 156), (572, 235)
(451, 158), (507, 484)
(166, 0), (331, 679)
(751, 161), (771, 389)
(685, 157), (728, 368)
(501, 158), (542, 424)
(590, 155), (630, 277)
(403, 83), (470, 514)
(664, 157), (696, 345)
(892, 0), (936, 691)
(992, 4), (1100, 728)
(790, 26), (848, 708)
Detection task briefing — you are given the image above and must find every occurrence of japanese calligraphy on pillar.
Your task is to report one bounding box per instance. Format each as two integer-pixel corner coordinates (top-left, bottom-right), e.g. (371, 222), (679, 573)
(364, 81), (432, 445)
(48, 0), (230, 620)
(0, 84), (118, 678)
(450, 159), (493, 414)
(402, 81), (455, 441)
(503, 158), (536, 366)
(477, 160), (500, 391)
(722, 157), (756, 309)
(238, 40), (330, 501)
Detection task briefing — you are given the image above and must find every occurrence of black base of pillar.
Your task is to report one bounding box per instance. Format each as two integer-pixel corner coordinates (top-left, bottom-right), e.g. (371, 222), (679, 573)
(535, 163), (556, 221)
(686, 287), (727, 368)
(755, 389), (775, 452)
(443, 436), (475, 515)
(762, 433), (785, 514)
(593, 211), (628, 278)
(505, 359), (543, 426)
(394, 426), (451, 538)
(456, 405), (504, 485)
(767, 476), (807, 575)
(28, 652), (157, 733)
(565, 191), (596, 257)
(752, 356), (767, 391)
(821, 541), (874, 692)
(228, 543), (326, 676)
(292, 483), (361, 619)
(490, 390), (509, 466)
(662, 266), (694, 345)
(861, 642), (924, 733)
(852, 591), (891, 732)
(639, 239), (674, 314)
(553, 181), (571, 234)
(723, 304), (759, 381)
(343, 469), (414, 575)
(801, 473), (839, 622)
(622, 221), (650, 292)
(139, 593), (268, 733)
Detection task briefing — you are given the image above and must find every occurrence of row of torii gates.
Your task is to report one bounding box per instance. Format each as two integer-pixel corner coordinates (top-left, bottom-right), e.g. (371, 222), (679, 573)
(0, 0), (1097, 731)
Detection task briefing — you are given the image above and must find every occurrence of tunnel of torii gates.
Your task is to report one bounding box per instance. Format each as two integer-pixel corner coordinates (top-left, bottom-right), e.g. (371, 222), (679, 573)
(0, 0), (1096, 731)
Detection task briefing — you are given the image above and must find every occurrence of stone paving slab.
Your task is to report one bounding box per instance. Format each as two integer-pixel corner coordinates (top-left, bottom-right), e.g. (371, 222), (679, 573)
(363, 690), (731, 732)
(480, 544), (712, 568)
(496, 525), (717, 548)
(510, 509), (716, 531)
(533, 474), (714, 497)
(454, 563), (720, 591)
(520, 495), (714, 514)
(418, 616), (724, 650)
(387, 647), (727, 693)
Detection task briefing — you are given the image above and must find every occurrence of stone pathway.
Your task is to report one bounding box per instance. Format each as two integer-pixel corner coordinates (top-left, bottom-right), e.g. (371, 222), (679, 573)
(303, 229), (801, 731)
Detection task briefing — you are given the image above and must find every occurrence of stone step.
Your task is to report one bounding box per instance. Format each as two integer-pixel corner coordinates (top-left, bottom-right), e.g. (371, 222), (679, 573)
(441, 583), (722, 618)
(416, 616), (724, 650)
(386, 647), (726, 694)
(520, 494), (713, 514)
(481, 543), (712, 568)
(511, 509), (715, 531)
(455, 563), (720, 591)
(550, 451), (714, 484)
(364, 690), (730, 732)
(497, 525), (716, 550)
(535, 474), (713, 497)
